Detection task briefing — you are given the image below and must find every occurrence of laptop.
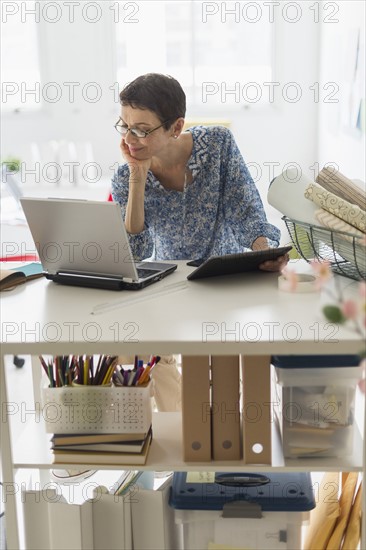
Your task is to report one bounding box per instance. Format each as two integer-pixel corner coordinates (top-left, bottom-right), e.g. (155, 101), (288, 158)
(20, 197), (177, 290)
(187, 246), (292, 280)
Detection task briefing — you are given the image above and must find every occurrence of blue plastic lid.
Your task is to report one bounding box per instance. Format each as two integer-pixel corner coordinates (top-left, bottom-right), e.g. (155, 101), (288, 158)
(169, 472), (315, 512)
(272, 355), (361, 369)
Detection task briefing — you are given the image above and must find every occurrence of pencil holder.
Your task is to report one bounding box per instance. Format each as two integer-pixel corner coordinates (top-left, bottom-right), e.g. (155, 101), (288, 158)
(41, 382), (153, 434)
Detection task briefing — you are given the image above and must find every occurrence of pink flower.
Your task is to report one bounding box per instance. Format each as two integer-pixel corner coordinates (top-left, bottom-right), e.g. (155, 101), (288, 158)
(310, 260), (333, 289)
(341, 299), (359, 320)
(281, 266), (299, 292)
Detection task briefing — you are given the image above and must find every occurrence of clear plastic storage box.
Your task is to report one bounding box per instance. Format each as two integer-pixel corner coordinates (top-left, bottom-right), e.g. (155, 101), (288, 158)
(273, 355), (362, 458)
(169, 472), (315, 550)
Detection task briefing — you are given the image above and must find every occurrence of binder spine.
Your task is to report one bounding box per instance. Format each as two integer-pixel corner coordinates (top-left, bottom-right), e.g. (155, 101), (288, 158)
(211, 355), (241, 460)
(181, 355), (211, 461)
(241, 355), (272, 465)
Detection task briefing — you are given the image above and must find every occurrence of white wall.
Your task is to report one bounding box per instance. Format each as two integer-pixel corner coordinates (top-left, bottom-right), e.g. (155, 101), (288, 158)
(318, 0), (365, 181)
(1, 2), (118, 188)
(2, 2), (320, 170)
(2, 0), (323, 242)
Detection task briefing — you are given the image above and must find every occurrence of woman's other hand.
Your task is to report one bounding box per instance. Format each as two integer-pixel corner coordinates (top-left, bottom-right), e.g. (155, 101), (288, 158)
(259, 253), (289, 272)
(252, 236), (290, 272)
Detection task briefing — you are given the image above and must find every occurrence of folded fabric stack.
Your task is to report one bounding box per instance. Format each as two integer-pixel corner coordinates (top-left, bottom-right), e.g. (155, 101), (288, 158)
(313, 209), (364, 242)
(316, 166), (366, 211)
(305, 167), (366, 272)
(267, 166), (366, 276)
(305, 179), (365, 234)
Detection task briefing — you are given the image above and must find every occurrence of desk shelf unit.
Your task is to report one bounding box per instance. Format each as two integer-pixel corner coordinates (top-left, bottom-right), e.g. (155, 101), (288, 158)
(10, 411), (365, 474)
(1, 264), (365, 549)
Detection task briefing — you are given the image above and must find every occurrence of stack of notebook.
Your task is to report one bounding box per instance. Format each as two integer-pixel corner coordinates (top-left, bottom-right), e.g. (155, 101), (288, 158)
(51, 426), (153, 465)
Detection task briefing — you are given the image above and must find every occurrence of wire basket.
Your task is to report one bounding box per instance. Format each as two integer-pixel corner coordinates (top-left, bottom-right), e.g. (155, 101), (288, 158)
(283, 216), (366, 281)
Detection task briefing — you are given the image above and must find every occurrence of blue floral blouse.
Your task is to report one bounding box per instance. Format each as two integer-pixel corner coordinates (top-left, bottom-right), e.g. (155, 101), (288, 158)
(111, 126), (280, 261)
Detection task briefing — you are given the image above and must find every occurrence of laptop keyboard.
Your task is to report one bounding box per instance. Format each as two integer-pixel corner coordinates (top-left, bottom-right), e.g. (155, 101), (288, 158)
(137, 268), (157, 279)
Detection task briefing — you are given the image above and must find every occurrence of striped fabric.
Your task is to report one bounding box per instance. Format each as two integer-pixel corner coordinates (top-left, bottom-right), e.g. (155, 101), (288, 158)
(316, 167), (366, 211)
(314, 208), (365, 242)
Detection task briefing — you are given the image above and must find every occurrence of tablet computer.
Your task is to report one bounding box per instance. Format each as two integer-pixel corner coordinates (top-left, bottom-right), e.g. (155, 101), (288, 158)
(187, 246), (292, 280)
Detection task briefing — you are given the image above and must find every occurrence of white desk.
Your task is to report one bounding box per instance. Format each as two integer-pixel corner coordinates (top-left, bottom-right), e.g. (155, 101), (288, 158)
(1, 263), (364, 549)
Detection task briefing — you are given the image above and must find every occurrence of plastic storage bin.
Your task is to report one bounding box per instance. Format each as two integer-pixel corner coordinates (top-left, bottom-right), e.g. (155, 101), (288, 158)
(41, 382), (152, 434)
(169, 472), (315, 550)
(273, 355), (362, 458)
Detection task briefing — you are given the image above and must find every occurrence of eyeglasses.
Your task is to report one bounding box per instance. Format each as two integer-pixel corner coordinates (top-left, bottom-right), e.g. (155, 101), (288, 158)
(114, 118), (171, 139)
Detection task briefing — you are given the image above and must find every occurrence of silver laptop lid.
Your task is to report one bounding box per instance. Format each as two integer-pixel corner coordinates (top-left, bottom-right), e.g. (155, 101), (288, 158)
(20, 198), (139, 280)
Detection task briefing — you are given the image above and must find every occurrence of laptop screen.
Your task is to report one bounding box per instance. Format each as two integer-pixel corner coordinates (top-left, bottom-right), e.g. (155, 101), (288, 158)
(20, 198), (139, 280)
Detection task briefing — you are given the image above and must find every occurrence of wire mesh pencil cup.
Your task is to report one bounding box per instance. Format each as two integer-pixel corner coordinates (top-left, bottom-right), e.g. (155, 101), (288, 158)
(283, 216), (366, 281)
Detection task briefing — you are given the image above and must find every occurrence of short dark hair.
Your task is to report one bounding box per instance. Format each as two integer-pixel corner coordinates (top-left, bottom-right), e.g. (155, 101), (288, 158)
(119, 73), (186, 129)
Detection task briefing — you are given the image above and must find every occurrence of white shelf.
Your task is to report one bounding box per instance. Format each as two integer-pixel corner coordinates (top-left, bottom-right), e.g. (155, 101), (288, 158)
(13, 412), (363, 472)
(2, 264), (365, 549)
(1, 266), (361, 355)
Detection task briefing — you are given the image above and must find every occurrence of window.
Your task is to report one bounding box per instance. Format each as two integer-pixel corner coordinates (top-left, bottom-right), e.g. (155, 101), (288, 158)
(1, 1), (42, 112)
(115, 1), (273, 110)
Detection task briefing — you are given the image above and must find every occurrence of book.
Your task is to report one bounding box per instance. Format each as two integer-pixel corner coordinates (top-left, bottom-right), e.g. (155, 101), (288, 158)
(0, 262), (44, 291)
(52, 440), (146, 453)
(52, 427), (152, 454)
(52, 429), (153, 465)
(51, 430), (149, 446)
(110, 470), (143, 496)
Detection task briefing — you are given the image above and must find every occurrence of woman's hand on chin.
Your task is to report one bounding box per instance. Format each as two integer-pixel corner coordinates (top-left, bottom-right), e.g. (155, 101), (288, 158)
(120, 138), (152, 177)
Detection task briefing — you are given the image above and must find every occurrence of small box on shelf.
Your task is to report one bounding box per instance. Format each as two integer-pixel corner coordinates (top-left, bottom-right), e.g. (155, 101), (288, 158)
(273, 354), (362, 459)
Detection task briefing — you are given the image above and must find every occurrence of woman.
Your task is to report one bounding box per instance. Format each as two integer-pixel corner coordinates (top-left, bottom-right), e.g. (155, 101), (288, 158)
(112, 73), (288, 411)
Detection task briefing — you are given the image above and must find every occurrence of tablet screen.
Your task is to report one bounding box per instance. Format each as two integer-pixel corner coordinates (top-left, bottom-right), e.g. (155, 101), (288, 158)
(187, 246), (292, 280)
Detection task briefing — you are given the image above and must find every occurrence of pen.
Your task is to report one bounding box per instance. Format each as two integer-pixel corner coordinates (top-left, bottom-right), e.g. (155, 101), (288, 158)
(55, 357), (60, 387)
(84, 356), (89, 385)
(38, 355), (49, 378)
(115, 367), (125, 386)
(47, 363), (54, 387)
(89, 355), (94, 384)
(65, 357), (71, 385)
(127, 370), (135, 386)
(58, 367), (64, 386)
(132, 363), (144, 385)
(102, 357), (118, 385)
(137, 365), (151, 386)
